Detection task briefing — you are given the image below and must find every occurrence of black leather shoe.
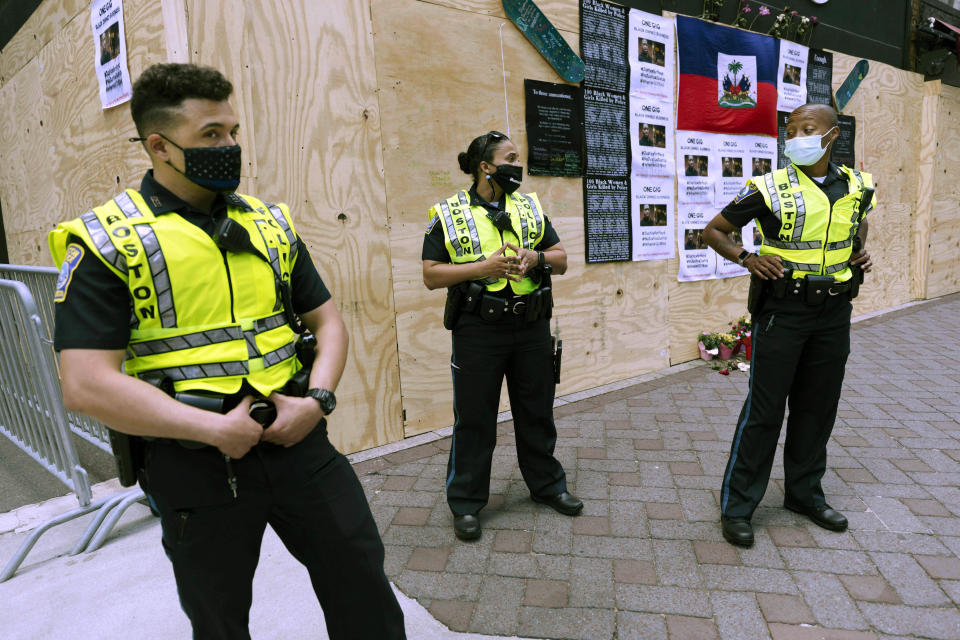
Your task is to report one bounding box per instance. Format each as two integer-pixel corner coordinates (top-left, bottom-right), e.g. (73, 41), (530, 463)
(721, 516), (754, 547)
(785, 502), (848, 532)
(531, 491), (584, 516)
(453, 514), (481, 541)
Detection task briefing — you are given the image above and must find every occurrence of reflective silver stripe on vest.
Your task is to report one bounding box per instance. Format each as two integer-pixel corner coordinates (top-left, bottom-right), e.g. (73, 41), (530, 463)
(143, 361), (249, 382)
(128, 327), (242, 357)
(520, 193), (543, 228)
(763, 173), (781, 220)
(114, 192), (145, 218)
(826, 238), (852, 251)
(438, 200), (463, 257)
(781, 260), (820, 272)
(135, 224), (177, 328)
(262, 341), (298, 368)
(243, 330), (260, 357)
(762, 238), (822, 250)
(825, 261), (849, 275)
(785, 166), (807, 241)
(266, 204), (297, 261)
(254, 311), (287, 333)
(517, 202), (530, 249)
(455, 193), (483, 256)
(80, 211), (126, 275)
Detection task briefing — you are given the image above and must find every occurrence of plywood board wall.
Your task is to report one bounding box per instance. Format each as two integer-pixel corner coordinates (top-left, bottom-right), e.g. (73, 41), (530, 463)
(185, 0), (404, 454)
(927, 83), (960, 298)
(831, 53), (924, 317)
(372, 0), (672, 436)
(1, 0), (954, 453)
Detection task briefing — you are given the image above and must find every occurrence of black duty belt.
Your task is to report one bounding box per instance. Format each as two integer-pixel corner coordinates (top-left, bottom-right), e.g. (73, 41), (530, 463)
(769, 275), (853, 304)
(464, 290), (552, 323)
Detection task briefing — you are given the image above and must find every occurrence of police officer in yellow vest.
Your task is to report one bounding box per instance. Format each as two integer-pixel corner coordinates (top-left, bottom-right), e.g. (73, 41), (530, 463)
(704, 104), (875, 547)
(49, 63), (404, 639)
(422, 131), (583, 541)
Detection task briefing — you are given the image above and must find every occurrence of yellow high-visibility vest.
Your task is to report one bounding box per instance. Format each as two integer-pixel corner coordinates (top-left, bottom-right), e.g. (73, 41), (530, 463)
(49, 189), (302, 396)
(753, 164), (875, 282)
(428, 190), (548, 295)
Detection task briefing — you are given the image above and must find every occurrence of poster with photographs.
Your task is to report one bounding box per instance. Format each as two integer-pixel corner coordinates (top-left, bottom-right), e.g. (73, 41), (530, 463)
(676, 132), (714, 204)
(628, 10), (675, 100)
(630, 96), (673, 177)
(776, 42), (808, 112)
(676, 203), (717, 281)
(631, 178), (674, 261)
(90, 0), (132, 109)
(713, 133), (777, 203)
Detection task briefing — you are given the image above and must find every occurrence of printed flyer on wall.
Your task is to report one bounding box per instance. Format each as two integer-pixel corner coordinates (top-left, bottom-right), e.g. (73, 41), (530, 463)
(631, 178), (674, 261)
(676, 132), (715, 204)
(90, 0), (132, 109)
(628, 10), (675, 100)
(630, 96), (673, 177)
(776, 42), (809, 112)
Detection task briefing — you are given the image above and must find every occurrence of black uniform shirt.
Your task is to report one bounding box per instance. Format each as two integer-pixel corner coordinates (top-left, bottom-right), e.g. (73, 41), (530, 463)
(721, 163), (853, 238)
(54, 171), (330, 351)
(421, 186), (560, 262)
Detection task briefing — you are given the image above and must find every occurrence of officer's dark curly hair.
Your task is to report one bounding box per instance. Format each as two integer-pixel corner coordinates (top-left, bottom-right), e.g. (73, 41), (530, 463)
(130, 63), (233, 138)
(458, 131), (510, 184)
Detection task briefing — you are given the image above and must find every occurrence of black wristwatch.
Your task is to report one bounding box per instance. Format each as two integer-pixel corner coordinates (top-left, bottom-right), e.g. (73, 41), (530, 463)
(305, 388), (337, 415)
(737, 250), (754, 266)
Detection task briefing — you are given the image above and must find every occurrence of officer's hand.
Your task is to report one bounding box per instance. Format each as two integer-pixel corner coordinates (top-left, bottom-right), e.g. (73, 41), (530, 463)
(744, 254), (784, 281)
(514, 246), (539, 277)
(261, 392), (323, 447)
(214, 396), (263, 459)
(478, 245), (522, 282)
(849, 249), (872, 273)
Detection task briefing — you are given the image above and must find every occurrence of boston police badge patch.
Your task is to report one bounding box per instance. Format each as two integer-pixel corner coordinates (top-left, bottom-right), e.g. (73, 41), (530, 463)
(733, 181), (758, 204)
(54, 244), (85, 303)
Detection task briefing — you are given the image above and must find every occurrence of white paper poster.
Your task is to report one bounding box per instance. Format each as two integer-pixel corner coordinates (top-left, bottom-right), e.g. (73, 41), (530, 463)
(676, 132), (715, 204)
(776, 42), (809, 112)
(631, 178), (675, 261)
(676, 202), (717, 281)
(628, 10), (675, 100)
(630, 96), (673, 177)
(91, 0), (132, 109)
(746, 136), (777, 181)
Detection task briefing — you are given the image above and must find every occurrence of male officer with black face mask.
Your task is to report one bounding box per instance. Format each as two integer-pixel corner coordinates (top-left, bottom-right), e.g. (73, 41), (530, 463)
(702, 103), (876, 548)
(48, 63), (404, 639)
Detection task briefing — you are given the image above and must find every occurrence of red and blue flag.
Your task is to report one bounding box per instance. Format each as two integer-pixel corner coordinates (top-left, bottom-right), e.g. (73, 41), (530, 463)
(676, 16), (779, 136)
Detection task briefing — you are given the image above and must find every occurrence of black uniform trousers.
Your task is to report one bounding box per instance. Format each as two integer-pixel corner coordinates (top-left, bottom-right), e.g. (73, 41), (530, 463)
(446, 313), (567, 516)
(143, 422), (405, 640)
(720, 292), (852, 520)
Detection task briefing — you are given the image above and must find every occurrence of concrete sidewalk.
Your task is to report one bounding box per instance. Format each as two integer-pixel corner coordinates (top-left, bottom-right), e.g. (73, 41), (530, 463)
(2, 294), (960, 639)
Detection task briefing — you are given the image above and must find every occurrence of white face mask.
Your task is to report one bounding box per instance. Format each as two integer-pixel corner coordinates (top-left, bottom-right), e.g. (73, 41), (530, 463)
(784, 126), (837, 166)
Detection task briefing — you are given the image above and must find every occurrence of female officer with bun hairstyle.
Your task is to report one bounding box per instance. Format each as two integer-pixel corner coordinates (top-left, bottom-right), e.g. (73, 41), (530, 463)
(421, 131), (583, 541)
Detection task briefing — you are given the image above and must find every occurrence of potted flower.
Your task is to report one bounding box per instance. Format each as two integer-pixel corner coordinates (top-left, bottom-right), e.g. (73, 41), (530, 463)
(729, 315), (750, 356)
(698, 332), (721, 361)
(717, 332), (738, 360)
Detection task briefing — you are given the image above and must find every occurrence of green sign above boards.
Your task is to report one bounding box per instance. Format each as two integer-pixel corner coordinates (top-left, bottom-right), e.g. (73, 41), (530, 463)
(503, 0), (585, 83)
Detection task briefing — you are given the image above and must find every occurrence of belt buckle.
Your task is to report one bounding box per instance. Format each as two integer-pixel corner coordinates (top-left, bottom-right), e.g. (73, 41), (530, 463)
(511, 300), (527, 315)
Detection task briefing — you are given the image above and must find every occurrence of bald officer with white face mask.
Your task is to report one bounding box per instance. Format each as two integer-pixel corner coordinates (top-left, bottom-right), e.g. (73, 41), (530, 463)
(702, 103), (876, 548)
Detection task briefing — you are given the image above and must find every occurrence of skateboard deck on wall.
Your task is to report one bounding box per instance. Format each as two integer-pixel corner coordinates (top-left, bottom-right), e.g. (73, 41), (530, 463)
(502, 0), (585, 83)
(835, 59), (869, 112)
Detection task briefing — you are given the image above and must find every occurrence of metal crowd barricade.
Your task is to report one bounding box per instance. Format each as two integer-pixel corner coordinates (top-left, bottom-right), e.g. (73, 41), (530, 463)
(0, 267), (144, 582)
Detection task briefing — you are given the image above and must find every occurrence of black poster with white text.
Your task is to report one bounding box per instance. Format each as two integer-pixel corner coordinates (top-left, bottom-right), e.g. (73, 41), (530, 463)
(525, 79), (584, 177)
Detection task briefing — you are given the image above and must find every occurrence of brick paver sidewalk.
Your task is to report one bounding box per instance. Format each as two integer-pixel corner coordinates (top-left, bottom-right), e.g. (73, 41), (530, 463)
(356, 295), (960, 640)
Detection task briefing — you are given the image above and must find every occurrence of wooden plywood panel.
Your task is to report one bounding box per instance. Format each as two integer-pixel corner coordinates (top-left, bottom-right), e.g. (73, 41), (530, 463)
(414, 0), (580, 32)
(188, 0), (402, 453)
(373, 0), (670, 436)
(831, 53), (924, 315)
(928, 84), (960, 298)
(0, 0), (87, 87)
(911, 81), (939, 301)
(667, 269), (748, 364)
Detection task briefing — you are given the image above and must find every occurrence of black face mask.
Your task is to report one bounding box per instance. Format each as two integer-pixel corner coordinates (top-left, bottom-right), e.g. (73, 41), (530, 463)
(158, 134), (242, 194)
(488, 164), (523, 194)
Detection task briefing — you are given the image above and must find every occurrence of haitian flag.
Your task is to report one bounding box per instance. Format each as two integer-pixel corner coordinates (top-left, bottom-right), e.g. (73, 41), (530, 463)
(676, 16), (779, 137)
